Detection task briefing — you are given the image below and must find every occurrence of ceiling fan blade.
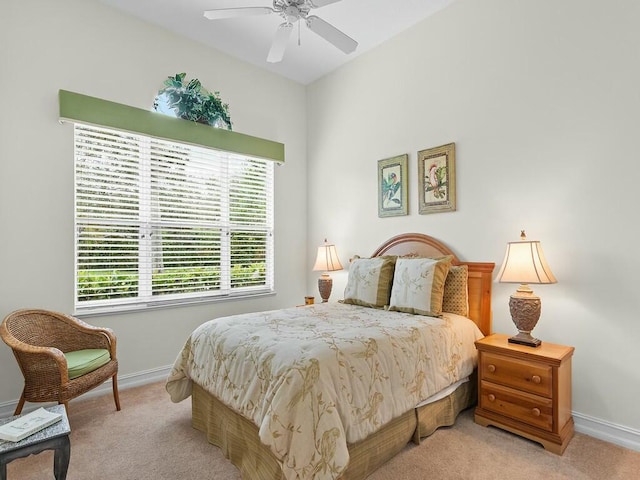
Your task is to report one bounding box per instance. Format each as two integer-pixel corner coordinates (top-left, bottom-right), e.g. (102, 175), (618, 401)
(203, 7), (274, 20)
(267, 23), (294, 63)
(309, 0), (343, 7)
(306, 15), (357, 54)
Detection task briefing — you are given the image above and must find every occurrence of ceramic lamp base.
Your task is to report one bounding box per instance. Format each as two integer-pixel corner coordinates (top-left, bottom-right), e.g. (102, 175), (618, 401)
(318, 274), (333, 303)
(508, 288), (542, 348)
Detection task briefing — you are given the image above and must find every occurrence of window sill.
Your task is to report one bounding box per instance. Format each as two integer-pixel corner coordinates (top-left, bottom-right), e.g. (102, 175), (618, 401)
(74, 291), (276, 319)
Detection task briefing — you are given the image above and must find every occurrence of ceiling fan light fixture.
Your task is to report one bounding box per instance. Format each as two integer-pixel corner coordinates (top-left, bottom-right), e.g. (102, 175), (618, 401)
(283, 6), (302, 23)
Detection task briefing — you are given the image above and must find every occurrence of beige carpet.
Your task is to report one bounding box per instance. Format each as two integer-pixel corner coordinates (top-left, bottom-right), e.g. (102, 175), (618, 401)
(6, 381), (640, 479)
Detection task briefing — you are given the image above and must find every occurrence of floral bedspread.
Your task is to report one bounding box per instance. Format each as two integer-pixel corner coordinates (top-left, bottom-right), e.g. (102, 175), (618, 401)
(166, 303), (482, 480)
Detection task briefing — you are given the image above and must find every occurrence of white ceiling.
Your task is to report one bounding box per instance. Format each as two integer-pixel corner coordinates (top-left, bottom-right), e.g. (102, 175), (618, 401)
(98, 0), (455, 85)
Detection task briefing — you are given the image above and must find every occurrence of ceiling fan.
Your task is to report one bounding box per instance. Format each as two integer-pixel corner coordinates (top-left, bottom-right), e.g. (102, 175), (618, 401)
(203, 0), (358, 63)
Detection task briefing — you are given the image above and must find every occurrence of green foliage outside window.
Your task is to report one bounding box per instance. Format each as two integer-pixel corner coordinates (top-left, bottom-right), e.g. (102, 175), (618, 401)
(78, 262), (266, 301)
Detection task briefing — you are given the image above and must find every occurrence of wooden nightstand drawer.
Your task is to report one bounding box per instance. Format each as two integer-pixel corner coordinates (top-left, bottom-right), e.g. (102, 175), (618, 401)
(474, 334), (574, 454)
(480, 380), (553, 432)
(480, 352), (552, 397)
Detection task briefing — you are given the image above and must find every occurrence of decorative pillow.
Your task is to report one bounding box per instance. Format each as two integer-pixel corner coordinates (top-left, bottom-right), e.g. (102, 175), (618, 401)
(442, 264), (469, 317)
(387, 256), (453, 317)
(343, 256), (397, 308)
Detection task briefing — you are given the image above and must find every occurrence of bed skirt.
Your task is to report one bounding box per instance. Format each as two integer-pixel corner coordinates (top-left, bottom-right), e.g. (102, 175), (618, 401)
(191, 373), (476, 480)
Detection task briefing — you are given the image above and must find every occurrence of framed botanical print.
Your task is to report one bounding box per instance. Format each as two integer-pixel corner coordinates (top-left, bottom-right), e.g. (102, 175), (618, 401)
(418, 143), (456, 214)
(378, 154), (408, 217)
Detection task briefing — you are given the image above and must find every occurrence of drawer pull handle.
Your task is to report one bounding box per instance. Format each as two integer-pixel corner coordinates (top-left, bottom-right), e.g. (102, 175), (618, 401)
(531, 375), (541, 384)
(488, 394), (496, 402)
(487, 364), (496, 373)
(532, 408), (541, 417)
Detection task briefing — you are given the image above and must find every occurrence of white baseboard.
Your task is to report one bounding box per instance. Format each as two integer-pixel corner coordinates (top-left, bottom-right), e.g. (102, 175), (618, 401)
(574, 411), (640, 452)
(2, 369), (639, 453)
(0, 365), (172, 418)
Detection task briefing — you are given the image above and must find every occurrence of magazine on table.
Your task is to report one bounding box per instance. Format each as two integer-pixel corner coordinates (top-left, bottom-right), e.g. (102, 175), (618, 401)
(0, 407), (63, 442)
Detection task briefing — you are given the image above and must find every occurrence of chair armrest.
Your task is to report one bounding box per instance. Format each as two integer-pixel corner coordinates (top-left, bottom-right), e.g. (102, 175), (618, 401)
(4, 337), (70, 383)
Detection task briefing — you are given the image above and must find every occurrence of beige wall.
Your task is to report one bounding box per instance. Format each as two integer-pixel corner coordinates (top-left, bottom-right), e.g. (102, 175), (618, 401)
(307, 0), (640, 440)
(0, 0), (308, 404)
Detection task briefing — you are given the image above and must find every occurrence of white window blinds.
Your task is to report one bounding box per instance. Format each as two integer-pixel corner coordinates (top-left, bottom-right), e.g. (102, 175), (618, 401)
(74, 124), (274, 312)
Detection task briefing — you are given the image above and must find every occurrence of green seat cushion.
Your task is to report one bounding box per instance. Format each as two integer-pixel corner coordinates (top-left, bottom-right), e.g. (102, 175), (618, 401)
(64, 349), (111, 380)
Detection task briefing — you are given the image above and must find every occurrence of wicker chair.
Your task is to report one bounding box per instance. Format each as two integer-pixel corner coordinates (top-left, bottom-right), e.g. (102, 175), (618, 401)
(0, 309), (121, 415)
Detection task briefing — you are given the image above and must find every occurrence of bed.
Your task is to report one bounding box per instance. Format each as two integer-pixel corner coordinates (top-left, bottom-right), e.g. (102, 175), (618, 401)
(166, 233), (494, 480)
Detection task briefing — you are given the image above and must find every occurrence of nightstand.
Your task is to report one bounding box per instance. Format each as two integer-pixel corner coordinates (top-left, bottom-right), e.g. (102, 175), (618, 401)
(474, 334), (574, 454)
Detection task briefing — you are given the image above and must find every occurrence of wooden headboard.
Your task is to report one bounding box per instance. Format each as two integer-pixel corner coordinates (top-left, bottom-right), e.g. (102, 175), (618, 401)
(370, 233), (495, 336)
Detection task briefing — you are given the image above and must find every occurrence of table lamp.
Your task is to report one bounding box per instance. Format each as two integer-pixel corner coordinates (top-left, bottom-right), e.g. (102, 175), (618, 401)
(312, 239), (343, 302)
(496, 230), (557, 347)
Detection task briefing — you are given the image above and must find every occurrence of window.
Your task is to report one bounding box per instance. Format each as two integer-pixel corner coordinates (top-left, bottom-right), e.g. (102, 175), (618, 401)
(74, 123), (274, 312)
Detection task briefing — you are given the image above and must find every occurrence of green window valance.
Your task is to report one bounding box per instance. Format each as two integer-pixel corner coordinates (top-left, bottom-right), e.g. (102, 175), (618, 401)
(58, 90), (285, 163)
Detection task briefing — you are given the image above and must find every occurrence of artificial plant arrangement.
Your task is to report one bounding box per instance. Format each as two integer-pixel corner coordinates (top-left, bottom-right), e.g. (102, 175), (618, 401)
(154, 72), (232, 130)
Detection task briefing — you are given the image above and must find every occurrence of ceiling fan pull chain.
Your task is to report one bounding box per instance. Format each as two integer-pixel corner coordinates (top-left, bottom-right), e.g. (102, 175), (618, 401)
(298, 20), (301, 46)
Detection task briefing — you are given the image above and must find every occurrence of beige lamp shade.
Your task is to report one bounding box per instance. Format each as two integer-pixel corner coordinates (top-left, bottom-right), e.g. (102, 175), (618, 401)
(312, 239), (343, 303)
(496, 239), (557, 285)
(312, 240), (344, 273)
(497, 231), (556, 347)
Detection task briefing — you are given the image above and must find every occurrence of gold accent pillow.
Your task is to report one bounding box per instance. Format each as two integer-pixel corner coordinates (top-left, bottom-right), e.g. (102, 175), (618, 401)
(343, 256), (397, 308)
(442, 264), (469, 317)
(387, 256), (453, 317)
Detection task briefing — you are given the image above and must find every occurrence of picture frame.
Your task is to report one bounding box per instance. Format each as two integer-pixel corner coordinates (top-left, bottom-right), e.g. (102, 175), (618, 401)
(418, 143), (456, 214)
(378, 154), (408, 217)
